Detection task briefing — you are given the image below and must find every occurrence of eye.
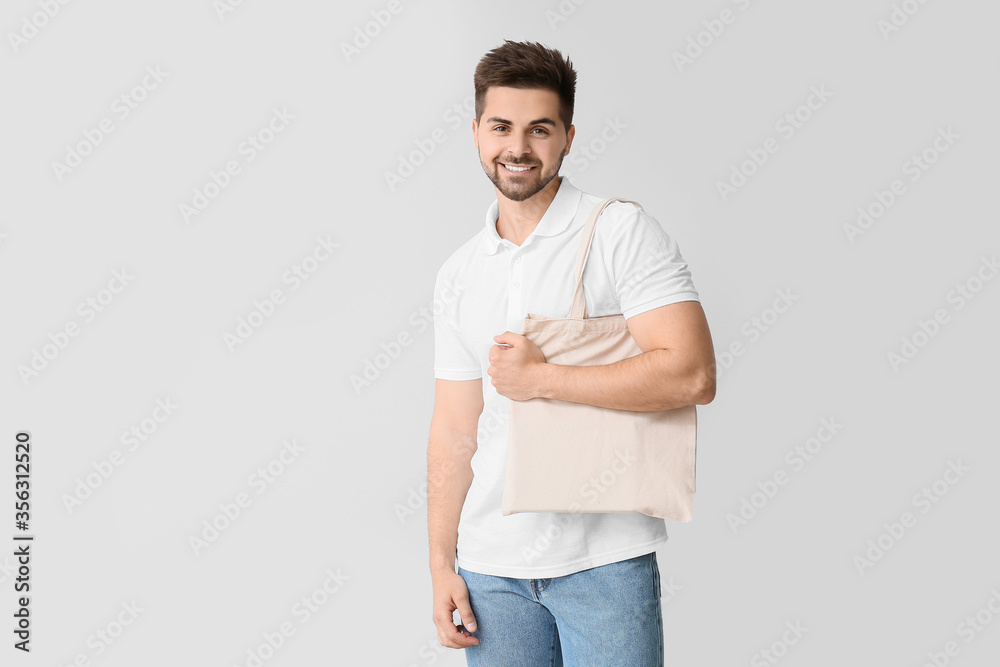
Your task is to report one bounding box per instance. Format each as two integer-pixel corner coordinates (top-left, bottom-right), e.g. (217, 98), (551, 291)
(490, 125), (549, 135)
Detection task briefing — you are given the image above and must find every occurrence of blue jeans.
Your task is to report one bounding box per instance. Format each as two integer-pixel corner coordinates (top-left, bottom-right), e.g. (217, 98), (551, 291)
(457, 551), (663, 666)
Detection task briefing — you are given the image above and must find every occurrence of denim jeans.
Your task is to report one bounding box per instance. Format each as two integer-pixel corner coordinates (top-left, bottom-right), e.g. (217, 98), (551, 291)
(457, 551), (663, 666)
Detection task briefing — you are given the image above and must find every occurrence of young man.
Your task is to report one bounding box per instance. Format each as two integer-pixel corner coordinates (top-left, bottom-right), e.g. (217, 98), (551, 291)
(428, 40), (716, 666)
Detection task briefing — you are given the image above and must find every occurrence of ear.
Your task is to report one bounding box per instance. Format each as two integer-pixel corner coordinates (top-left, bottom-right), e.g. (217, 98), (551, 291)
(472, 119), (479, 151)
(564, 124), (575, 155)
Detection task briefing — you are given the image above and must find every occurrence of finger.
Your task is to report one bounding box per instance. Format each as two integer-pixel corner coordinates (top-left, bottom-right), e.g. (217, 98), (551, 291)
(456, 601), (478, 635)
(438, 622), (480, 648)
(456, 624), (481, 645)
(434, 607), (479, 649)
(450, 592), (480, 646)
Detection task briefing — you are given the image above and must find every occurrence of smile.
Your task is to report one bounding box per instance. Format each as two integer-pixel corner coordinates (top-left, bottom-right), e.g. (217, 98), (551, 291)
(501, 163), (537, 173)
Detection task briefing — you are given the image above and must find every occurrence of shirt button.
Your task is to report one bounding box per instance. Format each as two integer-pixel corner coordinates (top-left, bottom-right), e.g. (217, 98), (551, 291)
(515, 256), (522, 263)
(512, 281), (519, 288)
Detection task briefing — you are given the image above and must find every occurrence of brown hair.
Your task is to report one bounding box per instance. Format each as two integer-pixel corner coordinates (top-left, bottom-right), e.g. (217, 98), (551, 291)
(474, 40), (577, 133)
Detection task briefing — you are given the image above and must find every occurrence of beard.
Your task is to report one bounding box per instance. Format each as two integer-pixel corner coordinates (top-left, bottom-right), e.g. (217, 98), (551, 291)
(480, 152), (565, 202)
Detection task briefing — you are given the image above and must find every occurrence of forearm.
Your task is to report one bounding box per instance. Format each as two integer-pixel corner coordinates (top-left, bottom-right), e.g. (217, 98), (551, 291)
(535, 348), (712, 412)
(427, 434), (475, 576)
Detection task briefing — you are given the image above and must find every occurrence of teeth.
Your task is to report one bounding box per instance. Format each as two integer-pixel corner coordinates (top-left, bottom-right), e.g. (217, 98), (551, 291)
(503, 164), (533, 172)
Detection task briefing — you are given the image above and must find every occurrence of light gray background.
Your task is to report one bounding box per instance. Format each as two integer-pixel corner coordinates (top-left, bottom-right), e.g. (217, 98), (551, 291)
(2, 1), (998, 665)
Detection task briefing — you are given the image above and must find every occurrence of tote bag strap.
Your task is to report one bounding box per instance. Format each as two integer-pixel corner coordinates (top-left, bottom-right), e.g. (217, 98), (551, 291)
(569, 197), (644, 319)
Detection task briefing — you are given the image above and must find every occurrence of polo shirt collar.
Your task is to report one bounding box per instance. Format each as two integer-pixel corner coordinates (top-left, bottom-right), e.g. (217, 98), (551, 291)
(480, 176), (583, 255)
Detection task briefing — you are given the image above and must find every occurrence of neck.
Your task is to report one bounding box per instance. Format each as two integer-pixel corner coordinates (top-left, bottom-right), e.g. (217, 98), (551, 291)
(495, 176), (562, 246)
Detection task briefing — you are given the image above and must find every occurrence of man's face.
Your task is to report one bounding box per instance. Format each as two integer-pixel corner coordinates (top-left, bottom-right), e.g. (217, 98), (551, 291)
(473, 86), (575, 202)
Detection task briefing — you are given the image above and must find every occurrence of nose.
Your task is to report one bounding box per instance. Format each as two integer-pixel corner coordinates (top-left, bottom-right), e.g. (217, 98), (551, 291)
(505, 131), (532, 161)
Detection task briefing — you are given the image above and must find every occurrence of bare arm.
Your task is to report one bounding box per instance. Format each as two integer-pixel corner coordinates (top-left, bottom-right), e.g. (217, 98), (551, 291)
(537, 301), (716, 411)
(428, 377), (484, 648)
(427, 378), (484, 575)
(490, 300), (716, 412)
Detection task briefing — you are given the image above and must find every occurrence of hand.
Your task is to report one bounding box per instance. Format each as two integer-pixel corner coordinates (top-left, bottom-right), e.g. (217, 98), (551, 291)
(432, 570), (480, 648)
(487, 332), (546, 401)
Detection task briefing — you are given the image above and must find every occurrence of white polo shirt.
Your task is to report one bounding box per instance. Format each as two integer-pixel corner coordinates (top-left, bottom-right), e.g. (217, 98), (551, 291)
(433, 175), (700, 579)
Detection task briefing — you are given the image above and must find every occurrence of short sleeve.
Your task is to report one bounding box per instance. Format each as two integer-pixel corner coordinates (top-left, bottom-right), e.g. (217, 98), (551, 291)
(433, 268), (482, 381)
(609, 205), (700, 320)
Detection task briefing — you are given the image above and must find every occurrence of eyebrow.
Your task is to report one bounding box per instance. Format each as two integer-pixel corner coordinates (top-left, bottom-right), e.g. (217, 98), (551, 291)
(485, 116), (558, 127)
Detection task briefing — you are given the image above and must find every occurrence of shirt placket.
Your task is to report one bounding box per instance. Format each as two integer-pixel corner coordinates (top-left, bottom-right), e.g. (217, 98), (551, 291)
(507, 248), (524, 331)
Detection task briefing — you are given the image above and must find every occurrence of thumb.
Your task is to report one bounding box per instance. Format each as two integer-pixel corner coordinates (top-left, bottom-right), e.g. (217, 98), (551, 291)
(457, 600), (477, 632)
(493, 332), (516, 346)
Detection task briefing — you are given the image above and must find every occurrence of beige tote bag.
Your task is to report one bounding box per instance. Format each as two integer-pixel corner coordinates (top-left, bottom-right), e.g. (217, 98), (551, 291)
(501, 197), (697, 522)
